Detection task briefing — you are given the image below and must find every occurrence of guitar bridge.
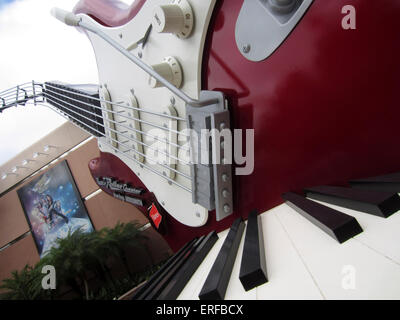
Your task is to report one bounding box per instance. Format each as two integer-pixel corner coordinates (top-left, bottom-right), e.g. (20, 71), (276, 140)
(187, 91), (234, 222)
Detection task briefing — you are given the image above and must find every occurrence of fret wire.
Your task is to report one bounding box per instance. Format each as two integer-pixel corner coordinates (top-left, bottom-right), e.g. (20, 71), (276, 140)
(38, 102), (192, 193)
(44, 87), (189, 138)
(45, 96), (192, 179)
(44, 90), (190, 151)
(44, 83), (186, 122)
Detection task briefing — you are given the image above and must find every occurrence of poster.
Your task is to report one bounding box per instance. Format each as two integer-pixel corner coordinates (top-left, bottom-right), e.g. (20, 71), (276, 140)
(17, 160), (94, 257)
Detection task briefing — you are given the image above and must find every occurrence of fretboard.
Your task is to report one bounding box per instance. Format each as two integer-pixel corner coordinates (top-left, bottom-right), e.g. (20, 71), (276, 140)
(43, 81), (105, 137)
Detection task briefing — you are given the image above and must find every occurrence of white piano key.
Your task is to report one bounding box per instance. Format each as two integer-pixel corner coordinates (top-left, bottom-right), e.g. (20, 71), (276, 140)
(256, 206), (324, 300)
(279, 202), (400, 299)
(310, 198), (400, 264)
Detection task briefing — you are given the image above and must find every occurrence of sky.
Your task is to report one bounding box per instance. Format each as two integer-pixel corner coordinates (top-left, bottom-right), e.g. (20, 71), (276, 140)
(0, 0), (99, 165)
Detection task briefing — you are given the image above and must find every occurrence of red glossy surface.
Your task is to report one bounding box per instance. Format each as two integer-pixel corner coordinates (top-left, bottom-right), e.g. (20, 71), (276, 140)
(90, 0), (400, 251)
(73, 0), (146, 27)
(205, 0), (400, 216)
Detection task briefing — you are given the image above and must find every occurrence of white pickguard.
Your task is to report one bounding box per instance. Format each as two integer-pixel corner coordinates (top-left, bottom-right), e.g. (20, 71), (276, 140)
(78, 0), (216, 227)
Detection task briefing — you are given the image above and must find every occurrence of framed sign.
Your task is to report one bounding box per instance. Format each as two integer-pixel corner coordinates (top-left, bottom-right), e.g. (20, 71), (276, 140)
(17, 160), (94, 257)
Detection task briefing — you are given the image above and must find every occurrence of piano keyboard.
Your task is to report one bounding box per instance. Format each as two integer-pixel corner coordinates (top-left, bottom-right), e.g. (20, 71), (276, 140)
(132, 172), (400, 300)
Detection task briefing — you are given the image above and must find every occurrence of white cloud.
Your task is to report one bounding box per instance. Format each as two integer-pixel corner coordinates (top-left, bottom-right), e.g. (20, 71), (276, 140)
(0, 0), (99, 165)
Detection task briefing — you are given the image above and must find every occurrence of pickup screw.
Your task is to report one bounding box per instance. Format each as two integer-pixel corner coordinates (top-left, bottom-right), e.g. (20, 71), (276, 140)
(243, 44), (251, 53)
(223, 204), (231, 213)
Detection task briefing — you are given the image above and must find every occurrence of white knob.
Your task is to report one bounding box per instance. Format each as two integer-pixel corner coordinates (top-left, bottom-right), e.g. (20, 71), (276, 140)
(151, 0), (193, 39)
(269, 0), (297, 13)
(148, 56), (183, 88)
(274, 0), (294, 5)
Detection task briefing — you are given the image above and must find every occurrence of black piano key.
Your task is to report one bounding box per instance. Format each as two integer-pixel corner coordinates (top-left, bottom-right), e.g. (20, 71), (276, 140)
(135, 237), (199, 300)
(145, 236), (206, 300)
(305, 185), (400, 218)
(350, 172), (400, 193)
(198, 218), (245, 300)
(131, 238), (197, 300)
(239, 210), (268, 291)
(282, 192), (363, 243)
(157, 231), (219, 300)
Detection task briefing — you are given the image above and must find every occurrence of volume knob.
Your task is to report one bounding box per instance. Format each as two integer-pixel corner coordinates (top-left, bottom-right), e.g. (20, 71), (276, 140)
(148, 56), (183, 88)
(152, 0), (194, 39)
(269, 0), (297, 13)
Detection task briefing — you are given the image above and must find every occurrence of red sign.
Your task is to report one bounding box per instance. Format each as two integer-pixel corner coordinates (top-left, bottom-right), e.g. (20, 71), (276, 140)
(149, 204), (162, 229)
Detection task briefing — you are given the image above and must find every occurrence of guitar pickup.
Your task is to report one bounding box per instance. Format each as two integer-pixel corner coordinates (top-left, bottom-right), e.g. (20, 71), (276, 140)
(100, 87), (118, 148)
(124, 93), (145, 163)
(160, 104), (179, 180)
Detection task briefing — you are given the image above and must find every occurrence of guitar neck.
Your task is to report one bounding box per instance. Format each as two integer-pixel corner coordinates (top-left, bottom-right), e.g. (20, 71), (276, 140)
(43, 82), (105, 137)
(0, 81), (105, 139)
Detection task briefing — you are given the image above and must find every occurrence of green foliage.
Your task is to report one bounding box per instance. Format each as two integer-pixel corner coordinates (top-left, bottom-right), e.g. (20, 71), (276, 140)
(0, 221), (159, 300)
(88, 261), (166, 300)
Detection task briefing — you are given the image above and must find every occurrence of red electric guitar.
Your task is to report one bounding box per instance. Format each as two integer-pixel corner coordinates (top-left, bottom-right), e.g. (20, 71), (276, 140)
(2, 0), (400, 254)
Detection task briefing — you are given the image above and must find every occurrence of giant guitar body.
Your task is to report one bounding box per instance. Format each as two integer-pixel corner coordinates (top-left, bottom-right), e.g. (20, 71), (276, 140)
(2, 0), (400, 253)
(76, 0), (400, 250)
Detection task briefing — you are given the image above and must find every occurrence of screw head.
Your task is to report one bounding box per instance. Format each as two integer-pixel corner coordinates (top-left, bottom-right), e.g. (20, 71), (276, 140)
(243, 44), (251, 53)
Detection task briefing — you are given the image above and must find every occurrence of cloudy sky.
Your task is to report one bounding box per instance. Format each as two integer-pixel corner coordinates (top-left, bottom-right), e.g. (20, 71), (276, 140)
(0, 0), (100, 165)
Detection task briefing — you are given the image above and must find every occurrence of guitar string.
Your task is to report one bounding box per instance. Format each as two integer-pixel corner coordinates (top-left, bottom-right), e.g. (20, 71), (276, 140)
(44, 90), (190, 152)
(0, 82), (32, 95)
(1, 83), (190, 141)
(0, 85), (190, 152)
(44, 83), (186, 122)
(0, 83), (197, 192)
(0, 88), (33, 100)
(45, 96), (192, 180)
(44, 93), (191, 167)
(0, 86), (34, 101)
(44, 88), (188, 138)
(38, 102), (192, 193)
(2, 83), (187, 124)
